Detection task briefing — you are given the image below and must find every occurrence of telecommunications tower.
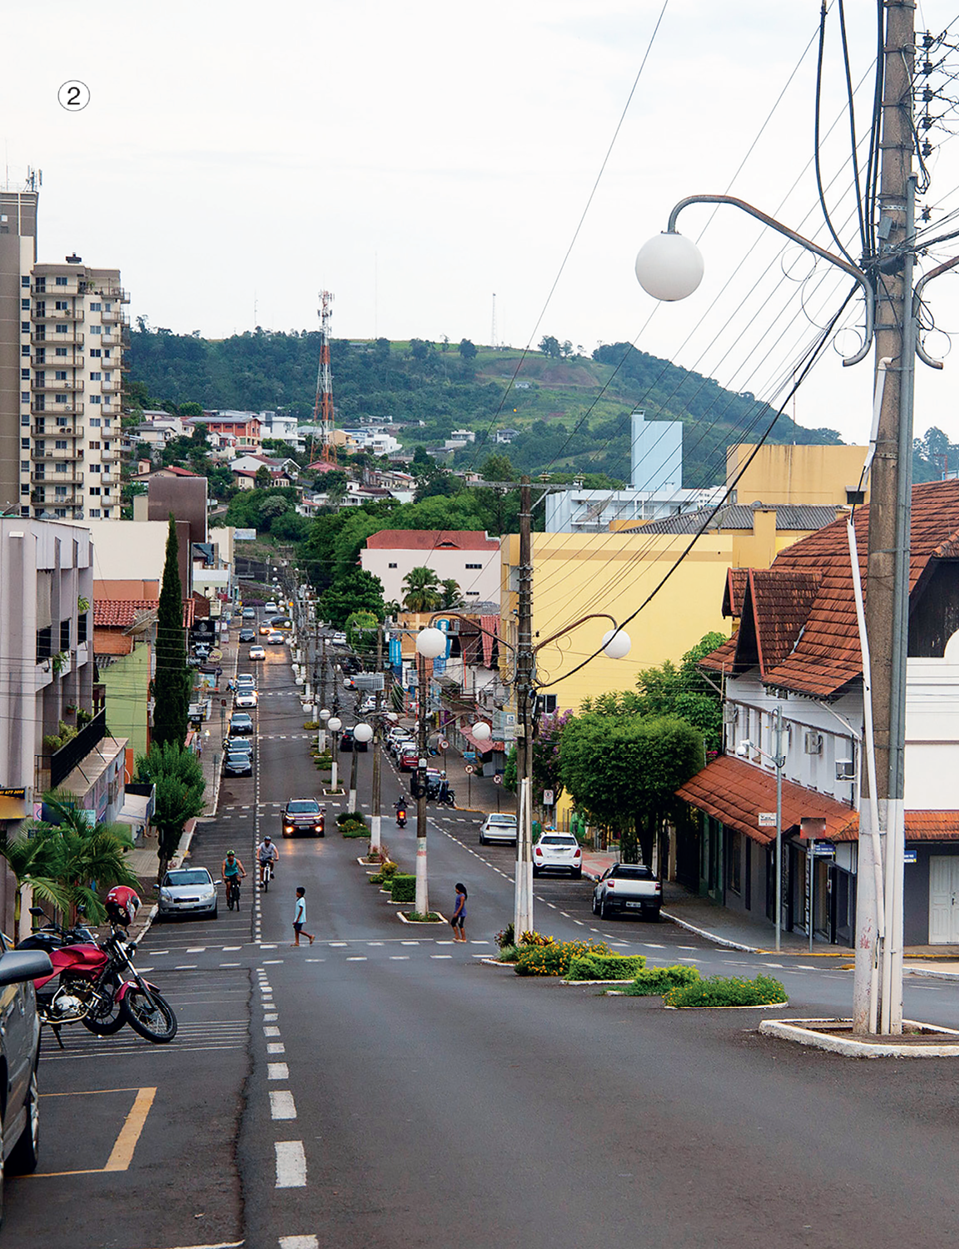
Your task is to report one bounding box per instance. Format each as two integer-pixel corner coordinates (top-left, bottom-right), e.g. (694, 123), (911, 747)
(312, 290), (336, 463)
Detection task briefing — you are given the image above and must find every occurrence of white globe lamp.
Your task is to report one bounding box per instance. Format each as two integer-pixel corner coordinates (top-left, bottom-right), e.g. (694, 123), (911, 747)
(634, 231), (704, 301)
(354, 722), (374, 745)
(327, 716), (342, 733)
(471, 721), (492, 743)
(319, 708), (331, 723)
(415, 627), (447, 659)
(602, 628), (632, 660)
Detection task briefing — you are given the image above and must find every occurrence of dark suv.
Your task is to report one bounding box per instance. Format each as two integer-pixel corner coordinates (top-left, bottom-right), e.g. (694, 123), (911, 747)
(282, 799), (325, 838)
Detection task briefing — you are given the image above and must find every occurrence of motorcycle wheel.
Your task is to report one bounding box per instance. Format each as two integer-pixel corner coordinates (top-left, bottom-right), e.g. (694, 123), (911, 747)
(82, 976), (126, 1035)
(121, 987), (178, 1043)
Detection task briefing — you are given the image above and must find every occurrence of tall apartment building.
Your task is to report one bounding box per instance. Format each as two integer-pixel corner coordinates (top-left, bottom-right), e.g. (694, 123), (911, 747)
(0, 183), (129, 522)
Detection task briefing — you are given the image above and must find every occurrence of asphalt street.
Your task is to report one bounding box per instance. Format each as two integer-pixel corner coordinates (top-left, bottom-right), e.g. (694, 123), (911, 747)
(7, 636), (959, 1247)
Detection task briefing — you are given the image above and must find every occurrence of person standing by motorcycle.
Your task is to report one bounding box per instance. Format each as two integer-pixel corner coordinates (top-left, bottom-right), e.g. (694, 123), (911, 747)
(222, 850), (246, 908)
(257, 836), (279, 886)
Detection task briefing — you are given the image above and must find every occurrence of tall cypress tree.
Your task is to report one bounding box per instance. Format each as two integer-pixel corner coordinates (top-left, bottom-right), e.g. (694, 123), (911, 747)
(152, 516), (191, 747)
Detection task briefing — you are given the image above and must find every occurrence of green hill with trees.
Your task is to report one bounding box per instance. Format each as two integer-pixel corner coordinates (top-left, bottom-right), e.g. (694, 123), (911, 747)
(126, 324), (953, 487)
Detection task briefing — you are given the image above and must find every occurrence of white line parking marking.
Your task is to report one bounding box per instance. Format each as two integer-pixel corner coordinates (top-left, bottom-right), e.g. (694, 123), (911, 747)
(270, 1090), (297, 1120)
(431, 955), (453, 960)
(280, 1235), (318, 1248)
(267, 1042), (286, 1054)
(390, 956), (410, 960)
(268, 1063), (290, 1080)
(264, 1026), (280, 1037)
(275, 1140), (307, 1188)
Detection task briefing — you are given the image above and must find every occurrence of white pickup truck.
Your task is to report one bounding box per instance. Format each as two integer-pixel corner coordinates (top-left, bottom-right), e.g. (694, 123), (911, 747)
(591, 863), (662, 921)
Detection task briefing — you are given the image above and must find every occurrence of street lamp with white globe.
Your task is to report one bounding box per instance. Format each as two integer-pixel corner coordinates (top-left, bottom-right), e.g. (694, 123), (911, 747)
(327, 716), (342, 792)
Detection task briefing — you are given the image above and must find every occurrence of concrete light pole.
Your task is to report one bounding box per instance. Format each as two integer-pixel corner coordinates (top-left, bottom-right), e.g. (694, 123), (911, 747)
(634, 1), (959, 1035)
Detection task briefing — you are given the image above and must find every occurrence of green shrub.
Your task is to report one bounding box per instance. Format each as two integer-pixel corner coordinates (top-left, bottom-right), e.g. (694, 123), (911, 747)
(341, 823), (368, 839)
(390, 873), (416, 904)
(403, 911), (442, 922)
(515, 939), (612, 977)
(497, 944), (521, 963)
(663, 973), (787, 1008)
(495, 923), (515, 950)
(620, 965), (701, 996)
(337, 811), (368, 827)
(314, 752), (332, 768)
(370, 861), (399, 884)
(566, 953), (647, 981)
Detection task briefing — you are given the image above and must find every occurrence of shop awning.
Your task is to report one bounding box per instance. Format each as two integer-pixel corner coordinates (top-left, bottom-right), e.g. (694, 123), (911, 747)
(676, 755), (858, 846)
(460, 726), (494, 754)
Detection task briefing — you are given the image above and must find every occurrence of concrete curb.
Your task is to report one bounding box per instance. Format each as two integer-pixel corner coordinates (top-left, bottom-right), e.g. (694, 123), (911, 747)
(759, 1016), (959, 1057)
(903, 966), (959, 982)
(659, 909), (759, 952)
(396, 910), (448, 925)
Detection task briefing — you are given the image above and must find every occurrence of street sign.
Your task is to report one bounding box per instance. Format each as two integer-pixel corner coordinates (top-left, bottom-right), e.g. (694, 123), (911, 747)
(758, 812), (776, 828)
(0, 788), (25, 800)
(493, 774), (503, 785)
(464, 764), (475, 775)
(542, 789), (555, 806)
(812, 841), (836, 857)
(438, 738), (449, 751)
(353, 674), (385, 691)
(904, 848), (918, 864)
(800, 816), (827, 840)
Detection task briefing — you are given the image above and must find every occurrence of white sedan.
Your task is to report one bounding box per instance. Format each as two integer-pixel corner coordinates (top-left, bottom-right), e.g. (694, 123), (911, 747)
(249, 645), (266, 661)
(234, 690), (258, 709)
(479, 813), (518, 845)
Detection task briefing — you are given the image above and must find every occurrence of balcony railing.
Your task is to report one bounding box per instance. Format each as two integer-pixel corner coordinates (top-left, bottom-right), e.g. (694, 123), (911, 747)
(32, 471), (84, 486)
(31, 401), (84, 417)
(100, 448), (122, 461)
(31, 353), (83, 368)
(31, 445), (83, 461)
(31, 331), (83, 347)
(32, 488), (83, 506)
(31, 423), (84, 438)
(49, 710), (107, 789)
(33, 309), (84, 323)
(32, 379), (84, 393)
(100, 379), (122, 393)
(31, 282), (79, 296)
(101, 309), (129, 326)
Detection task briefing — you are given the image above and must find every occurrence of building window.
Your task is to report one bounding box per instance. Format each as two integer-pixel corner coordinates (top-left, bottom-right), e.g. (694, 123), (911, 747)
(20, 485), (29, 495)
(89, 348), (101, 358)
(90, 464), (101, 473)
(20, 439), (29, 449)
(55, 301), (69, 311)
(36, 626), (53, 664)
(60, 619), (71, 652)
(90, 395), (101, 404)
(55, 325), (69, 334)
(21, 396), (29, 407)
(55, 440), (67, 450)
(89, 441), (101, 450)
(55, 463), (68, 473)
(54, 486), (67, 498)
(20, 460), (28, 473)
(102, 509), (111, 517)
(89, 302), (101, 311)
(20, 299), (29, 310)
(104, 418), (111, 427)
(465, 563), (482, 569)
(21, 322), (29, 333)
(55, 276), (68, 286)
(89, 418), (100, 427)
(727, 830), (743, 895)
(89, 487), (101, 496)
(55, 347), (67, 356)
(89, 509), (101, 517)
(21, 276), (29, 288)
(90, 372), (101, 381)
(55, 394), (68, 404)
(90, 325), (101, 335)
(55, 370), (67, 381)
(388, 562), (398, 569)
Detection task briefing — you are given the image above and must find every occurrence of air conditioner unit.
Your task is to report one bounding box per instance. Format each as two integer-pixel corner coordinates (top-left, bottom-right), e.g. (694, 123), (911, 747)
(836, 759), (855, 781)
(804, 730), (823, 755)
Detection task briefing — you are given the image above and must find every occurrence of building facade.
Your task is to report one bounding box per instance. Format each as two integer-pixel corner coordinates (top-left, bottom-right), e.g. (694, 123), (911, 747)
(362, 530), (501, 606)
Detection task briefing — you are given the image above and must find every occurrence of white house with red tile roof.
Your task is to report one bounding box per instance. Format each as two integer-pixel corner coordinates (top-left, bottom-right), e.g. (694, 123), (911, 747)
(360, 530), (501, 606)
(677, 480), (959, 947)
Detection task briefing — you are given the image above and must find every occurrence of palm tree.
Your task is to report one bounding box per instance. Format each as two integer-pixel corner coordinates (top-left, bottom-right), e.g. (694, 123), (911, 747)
(39, 795), (140, 923)
(402, 566), (442, 612)
(0, 833), (71, 943)
(440, 578), (462, 609)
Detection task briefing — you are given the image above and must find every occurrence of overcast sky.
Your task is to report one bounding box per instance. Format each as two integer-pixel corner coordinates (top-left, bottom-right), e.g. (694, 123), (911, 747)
(6, 0), (959, 450)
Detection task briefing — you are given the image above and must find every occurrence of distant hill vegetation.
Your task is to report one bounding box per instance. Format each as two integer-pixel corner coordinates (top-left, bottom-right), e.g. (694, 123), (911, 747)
(127, 325), (862, 487)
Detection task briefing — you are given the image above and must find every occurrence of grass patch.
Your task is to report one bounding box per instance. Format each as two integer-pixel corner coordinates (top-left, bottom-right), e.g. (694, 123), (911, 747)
(663, 973), (787, 1008)
(618, 965), (701, 996)
(566, 953), (647, 981)
(403, 911), (442, 922)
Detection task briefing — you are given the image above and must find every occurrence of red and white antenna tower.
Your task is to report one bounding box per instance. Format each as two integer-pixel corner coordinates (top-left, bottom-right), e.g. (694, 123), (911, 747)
(312, 290), (336, 464)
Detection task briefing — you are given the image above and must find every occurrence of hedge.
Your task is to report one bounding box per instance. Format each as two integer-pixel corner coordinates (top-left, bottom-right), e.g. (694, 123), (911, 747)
(663, 973), (788, 1008)
(566, 953), (647, 981)
(390, 874), (416, 904)
(369, 862), (398, 885)
(515, 939), (611, 977)
(619, 965), (701, 996)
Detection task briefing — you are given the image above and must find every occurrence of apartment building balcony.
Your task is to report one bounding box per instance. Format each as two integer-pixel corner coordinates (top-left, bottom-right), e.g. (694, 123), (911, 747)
(100, 379), (122, 393)
(86, 285), (129, 303)
(101, 309), (129, 326)
(32, 309), (84, 324)
(32, 378), (84, 393)
(31, 331), (83, 347)
(32, 470), (84, 486)
(30, 401), (84, 419)
(31, 445), (84, 462)
(31, 352), (83, 368)
(31, 487), (83, 506)
(31, 281), (79, 296)
(100, 448), (122, 461)
(31, 421), (84, 438)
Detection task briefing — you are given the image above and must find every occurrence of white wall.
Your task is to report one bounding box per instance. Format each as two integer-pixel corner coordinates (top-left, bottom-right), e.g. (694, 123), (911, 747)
(361, 544), (501, 606)
(905, 633), (959, 809)
(80, 519), (169, 581)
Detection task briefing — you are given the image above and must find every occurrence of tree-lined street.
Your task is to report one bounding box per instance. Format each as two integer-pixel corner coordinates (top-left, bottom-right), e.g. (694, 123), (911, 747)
(7, 636), (959, 1248)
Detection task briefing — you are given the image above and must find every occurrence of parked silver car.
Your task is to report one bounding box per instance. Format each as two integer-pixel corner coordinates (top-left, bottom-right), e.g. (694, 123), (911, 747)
(158, 867), (218, 920)
(479, 813), (518, 845)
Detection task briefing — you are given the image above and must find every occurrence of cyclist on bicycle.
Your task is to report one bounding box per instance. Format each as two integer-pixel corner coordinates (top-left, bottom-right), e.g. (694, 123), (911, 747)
(258, 836), (279, 886)
(222, 850), (246, 905)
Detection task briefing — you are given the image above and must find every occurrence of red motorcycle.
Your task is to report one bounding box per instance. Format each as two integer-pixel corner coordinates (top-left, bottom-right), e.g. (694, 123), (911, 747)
(19, 887), (177, 1045)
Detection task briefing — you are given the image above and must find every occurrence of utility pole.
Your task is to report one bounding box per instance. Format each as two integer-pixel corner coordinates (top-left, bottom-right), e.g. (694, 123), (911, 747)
(854, 0), (916, 1037)
(514, 476), (534, 938)
(371, 624), (384, 854)
(414, 649), (430, 916)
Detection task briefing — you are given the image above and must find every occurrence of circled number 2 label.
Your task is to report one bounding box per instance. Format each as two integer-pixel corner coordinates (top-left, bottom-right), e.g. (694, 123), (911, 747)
(58, 81), (91, 112)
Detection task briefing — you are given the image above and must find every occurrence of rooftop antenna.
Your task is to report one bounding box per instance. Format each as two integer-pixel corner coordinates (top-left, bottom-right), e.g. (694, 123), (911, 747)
(491, 292), (497, 350)
(312, 290), (337, 464)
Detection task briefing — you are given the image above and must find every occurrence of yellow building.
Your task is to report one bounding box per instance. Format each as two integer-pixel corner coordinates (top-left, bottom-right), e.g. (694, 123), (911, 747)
(500, 502), (844, 716)
(726, 443), (869, 507)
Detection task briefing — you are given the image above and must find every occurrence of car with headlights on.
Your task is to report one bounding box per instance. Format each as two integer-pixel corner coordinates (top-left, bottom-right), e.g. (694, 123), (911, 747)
(249, 645), (266, 661)
(265, 600), (278, 613)
(479, 813), (518, 845)
(267, 630), (285, 644)
(239, 627), (257, 643)
(533, 831), (583, 878)
(282, 798), (325, 838)
(234, 689), (258, 709)
(229, 712), (254, 735)
(158, 866), (218, 920)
